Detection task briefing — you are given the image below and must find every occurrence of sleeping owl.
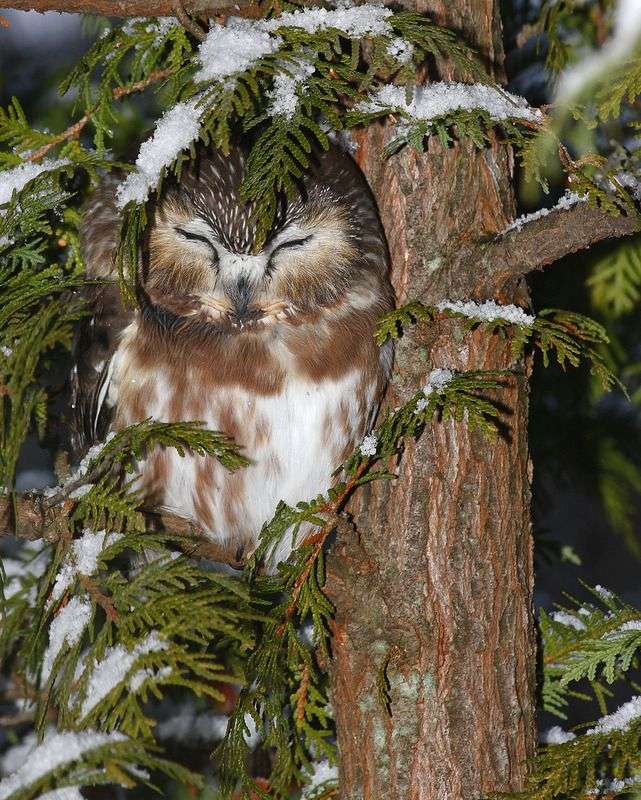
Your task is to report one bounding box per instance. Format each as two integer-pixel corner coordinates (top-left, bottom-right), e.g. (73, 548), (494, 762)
(71, 144), (393, 566)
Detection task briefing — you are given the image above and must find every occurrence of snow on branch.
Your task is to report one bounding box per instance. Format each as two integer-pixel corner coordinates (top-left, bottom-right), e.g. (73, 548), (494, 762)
(259, 3), (393, 36)
(541, 726), (576, 745)
(79, 631), (168, 719)
(416, 368), (454, 411)
(194, 20), (282, 82)
(42, 596), (93, 680)
(49, 528), (123, 605)
(0, 730), (126, 800)
(500, 191), (587, 235)
(586, 695), (641, 735)
(0, 160), (69, 207)
(436, 300), (535, 327)
(486, 200), (641, 278)
(268, 59), (316, 119)
(194, 3), (394, 84)
(115, 96), (202, 208)
(357, 82), (542, 125)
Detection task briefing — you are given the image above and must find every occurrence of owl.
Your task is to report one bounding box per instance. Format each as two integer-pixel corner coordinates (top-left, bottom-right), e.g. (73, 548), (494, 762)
(71, 144), (393, 567)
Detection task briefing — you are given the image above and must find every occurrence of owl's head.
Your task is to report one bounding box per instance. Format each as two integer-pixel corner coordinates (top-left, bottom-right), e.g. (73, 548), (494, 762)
(141, 144), (390, 333)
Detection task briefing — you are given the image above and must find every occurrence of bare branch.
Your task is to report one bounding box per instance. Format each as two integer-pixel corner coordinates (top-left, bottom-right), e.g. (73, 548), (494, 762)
(27, 67), (175, 163)
(173, 0), (206, 40)
(0, 0), (258, 16)
(0, 493), (245, 568)
(486, 203), (641, 278)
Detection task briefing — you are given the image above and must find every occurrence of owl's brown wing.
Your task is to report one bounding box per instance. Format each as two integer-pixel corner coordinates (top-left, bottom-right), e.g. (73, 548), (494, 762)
(70, 173), (134, 459)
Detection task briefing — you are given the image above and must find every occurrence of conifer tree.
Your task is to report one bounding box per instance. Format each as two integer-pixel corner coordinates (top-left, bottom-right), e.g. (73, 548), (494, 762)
(1, 1), (641, 799)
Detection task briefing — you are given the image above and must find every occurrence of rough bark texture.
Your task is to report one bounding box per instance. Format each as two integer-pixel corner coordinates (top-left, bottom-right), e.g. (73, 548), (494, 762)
(325, 2), (537, 799)
(488, 202), (641, 279)
(0, 0), (255, 15)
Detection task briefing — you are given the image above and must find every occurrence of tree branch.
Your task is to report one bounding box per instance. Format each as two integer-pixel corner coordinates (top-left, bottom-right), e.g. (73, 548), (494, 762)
(486, 203), (641, 278)
(0, 0), (259, 15)
(26, 67), (175, 163)
(0, 493), (245, 568)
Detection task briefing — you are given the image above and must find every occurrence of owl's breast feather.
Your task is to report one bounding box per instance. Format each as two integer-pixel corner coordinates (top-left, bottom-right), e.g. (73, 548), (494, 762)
(110, 319), (384, 567)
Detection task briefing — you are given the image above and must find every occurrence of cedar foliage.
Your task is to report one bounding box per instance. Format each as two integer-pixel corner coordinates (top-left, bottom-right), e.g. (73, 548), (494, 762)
(0, 1), (641, 798)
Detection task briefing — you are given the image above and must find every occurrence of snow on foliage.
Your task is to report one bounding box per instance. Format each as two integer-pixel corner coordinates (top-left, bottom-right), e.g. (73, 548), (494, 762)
(302, 760), (338, 796)
(195, 20), (282, 82)
(618, 620), (641, 632)
(437, 299), (535, 326)
(268, 59), (316, 118)
(260, 4), (393, 37)
(36, 788), (84, 800)
(358, 82), (542, 124)
(0, 159), (68, 206)
(387, 37), (414, 64)
(49, 529), (123, 604)
(587, 695), (641, 735)
(551, 611), (587, 631)
(416, 368), (454, 412)
(122, 16), (178, 44)
(541, 725), (577, 744)
(502, 191), (587, 234)
(0, 730), (126, 800)
(42, 597), (93, 681)
(194, 4), (393, 86)
(115, 98), (202, 208)
(80, 631), (168, 718)
(359, 433), (378, 457)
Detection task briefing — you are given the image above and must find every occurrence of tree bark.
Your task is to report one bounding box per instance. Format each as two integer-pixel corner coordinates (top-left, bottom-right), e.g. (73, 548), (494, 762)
(0, 0), (256, 16)
(325, 3), (537, 799)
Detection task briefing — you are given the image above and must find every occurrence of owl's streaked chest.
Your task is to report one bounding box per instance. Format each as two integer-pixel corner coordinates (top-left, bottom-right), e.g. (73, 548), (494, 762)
(108, 319), (382, 563)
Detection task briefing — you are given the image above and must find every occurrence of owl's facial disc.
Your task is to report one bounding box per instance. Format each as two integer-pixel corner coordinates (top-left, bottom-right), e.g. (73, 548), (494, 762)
(147, 193), (360, 331)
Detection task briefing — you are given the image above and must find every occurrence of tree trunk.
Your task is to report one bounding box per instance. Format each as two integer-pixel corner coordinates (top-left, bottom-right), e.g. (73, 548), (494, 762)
(326, 2), (537, 798)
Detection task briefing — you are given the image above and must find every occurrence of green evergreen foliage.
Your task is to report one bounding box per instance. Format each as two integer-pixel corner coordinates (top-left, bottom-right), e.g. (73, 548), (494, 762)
(2, 1), (641, 798)
(376, 302), (619, 391)
(499, 587), (641, 800)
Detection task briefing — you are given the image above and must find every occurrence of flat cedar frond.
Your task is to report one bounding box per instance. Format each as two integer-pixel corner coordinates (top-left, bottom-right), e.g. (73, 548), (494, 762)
(377, 300), (620, 391)
(497, 585), (641, 799)
(46, 418), (249, 531)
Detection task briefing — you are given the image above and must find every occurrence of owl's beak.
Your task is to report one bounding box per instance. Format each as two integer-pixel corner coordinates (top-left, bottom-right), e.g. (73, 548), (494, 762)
(224, 274), (265, 326)
(231, 275), (252, 318)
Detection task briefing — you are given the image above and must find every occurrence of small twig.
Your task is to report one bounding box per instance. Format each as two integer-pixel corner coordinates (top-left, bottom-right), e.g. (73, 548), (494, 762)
(27, 67), (175, 164)
(0, 711), (35, 726)
(78, 574), (119, 622)
(278, 461), (370, 633)
(295, 663), (311, 722)
(173, 0), (207, 41)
